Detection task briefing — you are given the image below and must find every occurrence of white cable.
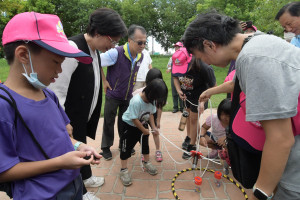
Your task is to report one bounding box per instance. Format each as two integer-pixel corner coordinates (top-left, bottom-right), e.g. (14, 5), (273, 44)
(140, 134), (144, 172)
(152, 131), (191, 155)
(162, 139), (192, 164)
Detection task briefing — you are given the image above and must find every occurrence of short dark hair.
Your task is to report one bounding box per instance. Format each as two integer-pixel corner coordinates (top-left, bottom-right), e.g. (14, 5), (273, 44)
(143, 78), (168, 109)
(4, 41), (43, 65)
(128, 24), (147, 39)
(217, 98), (231, 120)
(183, 11), (240, 54)
(86, 8), (127, 37)
(145, 68), (163, 85)
(276, 2), (300, 20)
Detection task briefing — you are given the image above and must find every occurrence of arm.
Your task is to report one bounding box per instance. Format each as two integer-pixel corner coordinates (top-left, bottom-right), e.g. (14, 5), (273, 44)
(200, 123), (210, 147)
(199, 80), (234, 102)
(148, 114), (159, 135)
(132, 119), (150, 135)
(101, 68), (112, 93)
(156, 108), (162, 129)
(66, 124), (73, 138)
(0, 151), (93, 182)
(173, 77), (185, 100)
(148, 64), (152, 70)
(166, 57), (172, 73)
(251, 118), (294, 199)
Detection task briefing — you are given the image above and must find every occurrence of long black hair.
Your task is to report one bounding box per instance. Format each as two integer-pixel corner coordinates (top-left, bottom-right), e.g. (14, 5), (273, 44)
(143, 79), (168, 109)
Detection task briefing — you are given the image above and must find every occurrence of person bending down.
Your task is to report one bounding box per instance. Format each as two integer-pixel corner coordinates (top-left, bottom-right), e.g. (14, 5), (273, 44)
(119, 79), (168, 186)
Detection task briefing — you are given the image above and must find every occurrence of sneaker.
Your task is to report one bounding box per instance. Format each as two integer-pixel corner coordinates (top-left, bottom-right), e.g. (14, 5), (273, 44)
(131, 149), (136, 155)
(182, 144), (195, 160)
(172, 108), (178, 113)
(100, 148), (112, 160)
(143, 162), (158, 175)
(83, 192), (100, 200)
(83, 176), (105, 188)
(207, 149), (218, 159)
(182, 136), (191, 150)
(119, 169), (132, 186)
(155, 150), (163, 162)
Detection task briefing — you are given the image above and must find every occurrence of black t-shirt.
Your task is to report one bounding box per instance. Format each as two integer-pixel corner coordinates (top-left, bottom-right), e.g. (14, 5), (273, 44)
(179, 61), (216, 103)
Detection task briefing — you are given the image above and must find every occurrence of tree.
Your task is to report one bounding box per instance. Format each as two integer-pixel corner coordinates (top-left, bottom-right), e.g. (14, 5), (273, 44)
(120, 0), (160, 37)
(155, 0), (202, 51)
(0, 0), (27, 57)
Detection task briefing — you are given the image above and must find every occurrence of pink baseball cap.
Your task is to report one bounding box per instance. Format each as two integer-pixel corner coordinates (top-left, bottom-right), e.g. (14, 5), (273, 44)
(171, 47), (192, 76)
(2, 12), (92, 64)
(173, 42), (183, 47)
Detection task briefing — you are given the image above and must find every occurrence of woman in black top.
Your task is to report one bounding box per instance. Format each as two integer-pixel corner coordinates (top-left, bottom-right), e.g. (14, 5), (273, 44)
(173, 57), (216, 159)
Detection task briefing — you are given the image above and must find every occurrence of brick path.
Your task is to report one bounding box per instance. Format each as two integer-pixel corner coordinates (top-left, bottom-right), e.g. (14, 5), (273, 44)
(0, 109), (251, 200)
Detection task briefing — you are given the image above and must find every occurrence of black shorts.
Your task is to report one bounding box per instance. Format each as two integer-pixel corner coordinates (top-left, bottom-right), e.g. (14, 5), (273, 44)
(185, 96), (208, 113)
(120, 121), (149, 160)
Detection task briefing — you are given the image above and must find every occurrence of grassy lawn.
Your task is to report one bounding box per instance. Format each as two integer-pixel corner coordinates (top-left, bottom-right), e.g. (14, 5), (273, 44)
(0, 56), (228, 113)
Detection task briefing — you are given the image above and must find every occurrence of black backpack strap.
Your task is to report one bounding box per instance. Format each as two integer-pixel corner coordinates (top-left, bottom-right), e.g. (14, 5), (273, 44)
(0, 87), (49, 159)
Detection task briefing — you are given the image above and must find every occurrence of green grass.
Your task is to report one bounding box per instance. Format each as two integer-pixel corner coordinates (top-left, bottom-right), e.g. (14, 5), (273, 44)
(0, 59), (9, 82)
(0, 56), (228, 113)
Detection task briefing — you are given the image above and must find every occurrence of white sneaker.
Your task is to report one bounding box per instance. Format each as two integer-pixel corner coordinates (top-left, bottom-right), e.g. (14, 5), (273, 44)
(83, 176), (105, 187)
(83, 192), (100, 200)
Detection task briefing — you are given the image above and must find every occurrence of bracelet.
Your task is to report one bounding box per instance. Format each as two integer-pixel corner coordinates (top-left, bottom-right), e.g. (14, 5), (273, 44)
(200, 135), (205, 138)
(74, 141), (82, 151)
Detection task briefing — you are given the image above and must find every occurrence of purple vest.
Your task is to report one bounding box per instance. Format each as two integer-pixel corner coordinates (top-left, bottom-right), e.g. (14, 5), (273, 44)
(106, 46), (143, 101)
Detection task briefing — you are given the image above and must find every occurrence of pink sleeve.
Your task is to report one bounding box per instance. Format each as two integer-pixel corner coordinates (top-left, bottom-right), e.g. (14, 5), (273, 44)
(224, 70), (236, 83)
(205, 115), (212, 126)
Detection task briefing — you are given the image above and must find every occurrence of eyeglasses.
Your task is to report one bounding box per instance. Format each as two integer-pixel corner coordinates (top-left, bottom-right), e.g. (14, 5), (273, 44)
(131, 39), (147, 46)
(107, 36), (118, 46)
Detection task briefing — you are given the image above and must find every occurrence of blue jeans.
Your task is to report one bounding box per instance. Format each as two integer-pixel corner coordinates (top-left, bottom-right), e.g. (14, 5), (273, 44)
(56, 175), (83, 200)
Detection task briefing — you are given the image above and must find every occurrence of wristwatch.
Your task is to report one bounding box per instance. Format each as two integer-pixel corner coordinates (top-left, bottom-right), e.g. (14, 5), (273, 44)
(253, 184), (273, 200)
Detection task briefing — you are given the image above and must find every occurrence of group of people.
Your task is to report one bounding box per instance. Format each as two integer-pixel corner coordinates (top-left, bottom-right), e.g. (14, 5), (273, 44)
(0, 1), (300, 200)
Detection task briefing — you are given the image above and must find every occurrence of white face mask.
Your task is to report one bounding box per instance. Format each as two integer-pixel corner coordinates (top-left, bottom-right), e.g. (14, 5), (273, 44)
(22, 49), (47, 89)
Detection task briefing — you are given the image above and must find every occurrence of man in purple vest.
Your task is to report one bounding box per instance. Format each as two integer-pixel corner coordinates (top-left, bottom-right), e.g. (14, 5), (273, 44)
(100, 25), (146, 160)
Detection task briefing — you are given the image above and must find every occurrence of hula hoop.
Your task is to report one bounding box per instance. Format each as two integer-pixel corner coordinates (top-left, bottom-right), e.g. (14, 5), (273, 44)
(171, 168), (248, 200)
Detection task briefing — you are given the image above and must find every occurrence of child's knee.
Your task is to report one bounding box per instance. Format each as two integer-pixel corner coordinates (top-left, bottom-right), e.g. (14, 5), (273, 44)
(120, 151), (131, 160)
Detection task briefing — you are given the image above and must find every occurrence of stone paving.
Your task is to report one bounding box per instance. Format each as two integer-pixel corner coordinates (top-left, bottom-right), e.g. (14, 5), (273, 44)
(0, 109), (251, 200)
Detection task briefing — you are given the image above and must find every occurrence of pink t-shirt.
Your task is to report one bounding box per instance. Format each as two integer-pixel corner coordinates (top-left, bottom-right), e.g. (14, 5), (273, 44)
(205, 114), (226, 139)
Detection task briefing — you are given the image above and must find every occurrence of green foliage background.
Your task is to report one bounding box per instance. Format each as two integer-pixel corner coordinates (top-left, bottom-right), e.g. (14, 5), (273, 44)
(0, 0), (294, 57)
(0, 57), (227, 112)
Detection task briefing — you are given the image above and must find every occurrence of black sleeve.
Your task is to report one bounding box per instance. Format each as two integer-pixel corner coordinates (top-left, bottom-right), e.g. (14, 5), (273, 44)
(200, 61), (216, 88)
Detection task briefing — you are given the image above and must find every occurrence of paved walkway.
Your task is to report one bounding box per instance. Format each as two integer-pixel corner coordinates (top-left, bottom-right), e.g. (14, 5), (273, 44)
(0, 109), (251, 200)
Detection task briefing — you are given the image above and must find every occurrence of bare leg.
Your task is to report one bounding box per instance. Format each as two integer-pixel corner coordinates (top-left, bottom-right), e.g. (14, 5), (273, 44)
(152, 134), (160, 151)
(143, 154), (150, 162)
(121, 159), (128, 169)
(189, 111), (200, 146)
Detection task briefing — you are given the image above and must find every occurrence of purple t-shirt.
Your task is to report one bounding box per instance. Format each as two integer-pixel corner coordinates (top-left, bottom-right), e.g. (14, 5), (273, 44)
(0, 84), (79, 200)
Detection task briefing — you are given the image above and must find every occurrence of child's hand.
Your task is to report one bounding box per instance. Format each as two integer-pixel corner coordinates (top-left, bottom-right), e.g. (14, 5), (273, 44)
(58, 151), (95, 169)
(178, 90), (186, 100)
(198, 102), (205, 114)
(200, 137), (208, 147)
(77, 143), (102, 165)
(152, 127), (159, 135)
(143, 130), (150, 135)
(217, 136), (226, 147)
